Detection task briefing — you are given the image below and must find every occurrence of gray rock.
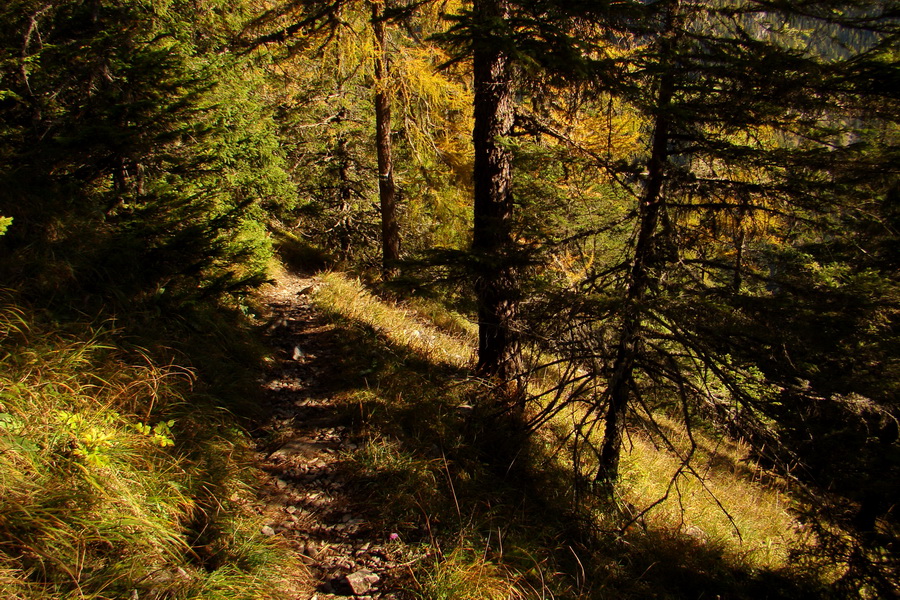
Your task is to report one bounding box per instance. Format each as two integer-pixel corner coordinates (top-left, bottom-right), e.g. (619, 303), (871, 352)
(343, 569), (380, 595)
(684, 525), (709, 544)
(261, 525), (276, 536)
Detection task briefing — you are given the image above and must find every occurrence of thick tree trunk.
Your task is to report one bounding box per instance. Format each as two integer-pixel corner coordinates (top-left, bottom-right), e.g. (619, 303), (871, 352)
(371, 1), (400, 279)
(596, 72), (674, 487)
(471, 0), (521, 391)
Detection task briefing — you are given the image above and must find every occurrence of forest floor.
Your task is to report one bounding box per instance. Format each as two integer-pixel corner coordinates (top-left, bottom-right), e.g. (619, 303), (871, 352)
(238, 268), (824, 600)
(249, 270), (417, 600)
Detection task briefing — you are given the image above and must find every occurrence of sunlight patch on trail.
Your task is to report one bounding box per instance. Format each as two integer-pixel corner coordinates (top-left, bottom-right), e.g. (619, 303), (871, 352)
(312, 273), (474, 368)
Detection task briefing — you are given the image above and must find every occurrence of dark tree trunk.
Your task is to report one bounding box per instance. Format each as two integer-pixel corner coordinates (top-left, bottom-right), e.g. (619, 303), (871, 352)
(596, 71), (674, 487)
(471, 0), (521, 392)
(371, 0), (400, 279)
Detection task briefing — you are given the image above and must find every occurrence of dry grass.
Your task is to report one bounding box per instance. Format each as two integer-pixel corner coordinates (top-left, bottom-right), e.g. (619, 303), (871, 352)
(416, 548), (527, 600)
(618, 425), (802, 569)
(311, 272), (818, 597)
(313, 272), (474, 367)
(0, 300), (296, 599)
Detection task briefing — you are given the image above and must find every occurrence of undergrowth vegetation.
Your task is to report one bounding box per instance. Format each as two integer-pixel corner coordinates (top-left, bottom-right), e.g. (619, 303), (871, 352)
(311, 272), (832, 599)
(0, 262), (853, 599)
(0, 297), (297, 599)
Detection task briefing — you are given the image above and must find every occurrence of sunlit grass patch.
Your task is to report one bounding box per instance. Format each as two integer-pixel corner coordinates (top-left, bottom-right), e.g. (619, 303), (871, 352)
(536, 406), (806, 570)
(312, 272), (474, 367)
(416, 547), (526, 600)
(618, 430), (801, 569)
(402, 296), (478, 340)
(528, 408), (805, 577)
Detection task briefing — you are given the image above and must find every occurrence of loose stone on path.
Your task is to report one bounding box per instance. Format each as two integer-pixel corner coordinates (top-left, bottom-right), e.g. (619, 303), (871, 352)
(253, 272), (414, 599)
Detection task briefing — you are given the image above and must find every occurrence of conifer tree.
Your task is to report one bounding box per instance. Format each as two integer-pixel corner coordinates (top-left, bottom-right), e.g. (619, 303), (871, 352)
(371, 0), (401, 278)
(469, 0), (523, 389)
(509, 3), (899, 585)
(0, 0), (295, 306)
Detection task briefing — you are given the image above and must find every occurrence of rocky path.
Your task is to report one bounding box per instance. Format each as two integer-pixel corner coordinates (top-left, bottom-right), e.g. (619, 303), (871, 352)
(251, 272), (414, 600)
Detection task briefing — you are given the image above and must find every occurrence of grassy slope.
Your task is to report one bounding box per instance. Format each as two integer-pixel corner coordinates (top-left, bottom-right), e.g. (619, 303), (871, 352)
(0, 295), (301, 599)
(0, 266), (835, 599)
(310, 271), (833, 599)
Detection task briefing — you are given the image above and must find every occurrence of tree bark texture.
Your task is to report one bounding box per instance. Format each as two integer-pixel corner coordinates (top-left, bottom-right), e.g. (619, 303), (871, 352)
(471, 0), (521, 388)
(371, 0), (400, 279)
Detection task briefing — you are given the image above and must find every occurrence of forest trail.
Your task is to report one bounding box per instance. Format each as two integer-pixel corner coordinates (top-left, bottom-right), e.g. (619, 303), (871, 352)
(251, 270), (413, 600)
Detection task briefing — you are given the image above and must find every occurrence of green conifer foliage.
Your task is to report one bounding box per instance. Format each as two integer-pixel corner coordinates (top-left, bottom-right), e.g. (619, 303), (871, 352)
(242, 0), (473, 269)
(0, 0), (295, 309)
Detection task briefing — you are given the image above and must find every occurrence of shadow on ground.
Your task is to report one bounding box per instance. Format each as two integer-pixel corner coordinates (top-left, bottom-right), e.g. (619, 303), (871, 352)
(280, 290), (833, 600)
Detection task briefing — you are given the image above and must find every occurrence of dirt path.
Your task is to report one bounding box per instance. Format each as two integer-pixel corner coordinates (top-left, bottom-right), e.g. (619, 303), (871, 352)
(251, 271), (413, 600)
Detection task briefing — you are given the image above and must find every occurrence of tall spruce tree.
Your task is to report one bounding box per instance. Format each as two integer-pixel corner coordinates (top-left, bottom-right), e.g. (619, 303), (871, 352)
(439, 0), (606, 394)
(371, 0), (401, 278)
(469, 0), (524, 389)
